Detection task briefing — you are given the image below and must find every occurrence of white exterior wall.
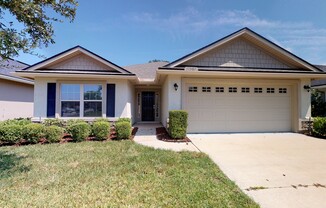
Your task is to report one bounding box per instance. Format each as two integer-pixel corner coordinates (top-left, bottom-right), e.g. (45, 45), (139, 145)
(34, 78), (49, 119)
(114, 80), (132, 119)
(299, 79), (311, 119)
(33, 78), (133, 120)
(161, 78), (169, 127)
(0, 79), (34, 120)
(161, 75), (182, 127)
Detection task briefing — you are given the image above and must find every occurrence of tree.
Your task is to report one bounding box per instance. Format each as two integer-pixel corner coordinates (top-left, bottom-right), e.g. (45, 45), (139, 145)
(0, 0), (78, 59)
(148, 59), (169, 63)
(311, 89), (326, 117)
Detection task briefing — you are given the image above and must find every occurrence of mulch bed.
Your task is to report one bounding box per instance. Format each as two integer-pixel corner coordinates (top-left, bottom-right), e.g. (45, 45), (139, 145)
(156, 127), (191, 143)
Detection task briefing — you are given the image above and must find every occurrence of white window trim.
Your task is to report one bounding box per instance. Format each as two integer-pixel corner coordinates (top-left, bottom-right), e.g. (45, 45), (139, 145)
(57, 82), (106, 118)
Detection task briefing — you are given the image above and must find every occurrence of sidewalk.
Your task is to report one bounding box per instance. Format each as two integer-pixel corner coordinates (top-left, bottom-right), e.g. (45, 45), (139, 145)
(133, 123), (199, 152)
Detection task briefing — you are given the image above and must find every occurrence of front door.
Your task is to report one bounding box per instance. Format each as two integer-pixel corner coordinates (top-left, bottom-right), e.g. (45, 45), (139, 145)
(142, 91), (155, 121)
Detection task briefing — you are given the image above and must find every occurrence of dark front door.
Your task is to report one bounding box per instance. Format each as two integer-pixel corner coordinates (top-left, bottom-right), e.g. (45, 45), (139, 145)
(142, 92), (155, 121)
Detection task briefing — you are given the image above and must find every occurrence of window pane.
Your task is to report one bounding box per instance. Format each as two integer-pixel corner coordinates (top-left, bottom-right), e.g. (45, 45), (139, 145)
(61, 101), (80, 117)
(84, 84), (102, 100)
(84, 101), (102, 117)
(61, 84), (80, 100)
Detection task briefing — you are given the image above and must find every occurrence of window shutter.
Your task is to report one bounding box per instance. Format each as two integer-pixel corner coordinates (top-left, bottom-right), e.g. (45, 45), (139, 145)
(106, 84), (115, 117)
(47, 83), (56, 117)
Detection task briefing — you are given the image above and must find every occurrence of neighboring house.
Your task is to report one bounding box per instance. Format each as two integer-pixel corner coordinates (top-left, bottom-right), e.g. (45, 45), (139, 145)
(312, 65), (326, 101)
(0, 59), (34, 120)
(15, 28), (326, 133)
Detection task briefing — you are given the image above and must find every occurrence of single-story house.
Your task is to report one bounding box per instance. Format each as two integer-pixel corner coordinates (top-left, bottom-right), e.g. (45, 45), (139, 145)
(15, 27), (326, 133)
(312, 65), (326, 101)
(0, 59), (34, 120)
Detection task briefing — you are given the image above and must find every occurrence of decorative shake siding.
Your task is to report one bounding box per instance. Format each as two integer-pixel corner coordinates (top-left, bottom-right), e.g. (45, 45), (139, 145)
(184, 39), (290, 69)
(50, 54), (116, 71)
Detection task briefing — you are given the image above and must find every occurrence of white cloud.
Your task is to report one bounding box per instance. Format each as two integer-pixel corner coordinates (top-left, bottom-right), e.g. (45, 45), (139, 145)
(127, 8), (326, 64)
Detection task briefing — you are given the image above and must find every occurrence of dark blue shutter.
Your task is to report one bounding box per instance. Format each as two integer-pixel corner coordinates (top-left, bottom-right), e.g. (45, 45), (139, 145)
(47, 83), (56, 117)
(106, 84), (115, 117)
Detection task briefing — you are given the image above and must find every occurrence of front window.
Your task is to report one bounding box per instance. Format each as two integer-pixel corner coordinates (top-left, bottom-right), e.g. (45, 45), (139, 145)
(84, 84), (102, 117)
(61, 84), (102, 117)
(61, 84), (80, 117)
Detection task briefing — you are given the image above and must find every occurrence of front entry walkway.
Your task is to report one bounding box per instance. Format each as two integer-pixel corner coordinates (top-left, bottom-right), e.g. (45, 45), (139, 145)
(133, 123), (199, 152)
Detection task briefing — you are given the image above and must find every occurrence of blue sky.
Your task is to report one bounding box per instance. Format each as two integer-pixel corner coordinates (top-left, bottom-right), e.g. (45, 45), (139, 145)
(16, 0), (326, 66)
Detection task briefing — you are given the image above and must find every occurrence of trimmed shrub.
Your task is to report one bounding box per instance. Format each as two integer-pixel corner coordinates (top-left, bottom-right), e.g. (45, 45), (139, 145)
(115, 121), (131, 140)
(43, 118), (65, 127)
(313, 117), (326, 137)
(2, 118), (32, 126)
(92, 121), (110, 140)
(66, 122), (91, 142)
(117, 118), (131, 124)
(45, 126), (64, 143)
(94, 118), (110, 123)
(169, 110), (188, 139)
(66, 119), (86, 127)
(0, 124), (23, 144)
(23, 123), (45, 144)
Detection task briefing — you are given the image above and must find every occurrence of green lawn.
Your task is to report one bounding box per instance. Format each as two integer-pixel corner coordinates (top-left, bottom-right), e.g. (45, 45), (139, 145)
(0, 141), (258, 207)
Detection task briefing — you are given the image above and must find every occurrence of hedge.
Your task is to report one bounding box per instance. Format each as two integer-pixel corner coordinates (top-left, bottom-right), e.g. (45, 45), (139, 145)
(66, 122), (91, 142)
(43, 118), (65, 127)
(115, 121), (131, 139)
(45, 126), (64, 143)
(23, 123), (45, 144)
(313, 117), (326, 137)
(1, 118), (31, 126)
(169, 110), (188, 139)
(117, 118), (131, 124)
(92, 121), (110, 140)
(0, 124), (23, 144)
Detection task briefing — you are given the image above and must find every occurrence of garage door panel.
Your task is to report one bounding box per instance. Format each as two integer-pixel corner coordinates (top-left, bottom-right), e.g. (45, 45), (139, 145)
(184, 82), (292, 133)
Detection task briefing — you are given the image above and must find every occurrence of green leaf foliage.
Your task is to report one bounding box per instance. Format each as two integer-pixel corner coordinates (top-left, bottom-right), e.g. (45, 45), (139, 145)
(169, 110), (188, 139)
(0, 124), (23, 144)
(0, 0), (78, 59)
(115, 121), (131, 140)
(43, 118), (65, 127)
(313, 117), (326, 137)
(23, 123), (45, 144)
(92, 121), (110, 141)
(45, 126), (64, 143)
(66, 122), (91, 142)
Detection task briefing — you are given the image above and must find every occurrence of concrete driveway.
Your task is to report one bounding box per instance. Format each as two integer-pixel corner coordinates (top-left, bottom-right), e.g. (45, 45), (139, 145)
(189, 133), (326, 208)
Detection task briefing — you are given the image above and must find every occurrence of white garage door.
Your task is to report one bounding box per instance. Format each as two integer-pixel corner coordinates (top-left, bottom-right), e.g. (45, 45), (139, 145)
(184, 81), (292, 133)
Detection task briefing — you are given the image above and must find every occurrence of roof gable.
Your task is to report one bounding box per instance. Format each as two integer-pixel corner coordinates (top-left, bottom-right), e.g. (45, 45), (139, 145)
(165, 28), (321, 72)
(183, 38), (291, 69)
(23, 46), (133, 74)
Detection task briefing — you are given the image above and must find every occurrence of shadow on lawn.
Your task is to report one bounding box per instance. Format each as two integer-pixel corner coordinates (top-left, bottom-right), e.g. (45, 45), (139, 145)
(0, 150), (30, 178)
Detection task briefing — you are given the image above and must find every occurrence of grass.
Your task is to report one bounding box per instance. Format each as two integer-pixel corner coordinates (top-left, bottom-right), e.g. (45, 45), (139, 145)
(0, 141), (259, 207)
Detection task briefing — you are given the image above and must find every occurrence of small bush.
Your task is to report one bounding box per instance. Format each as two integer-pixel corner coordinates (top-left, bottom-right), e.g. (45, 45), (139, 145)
(115, 121), (131, 140)
(23, 123), (45, 144)
(313, 117), (326, 137)
(43, 118), (65, 127)
(169, 110), (188, 139)
(45, 126), (64, 143)
(92, 121), (110, 140)
(94, 118), (110, 123)
(66, 122), (91, 142)
(0, 124), (23, 144)
(2, 118), (32, 126)
(66, 119), (86, 127)
(117, 118), (131, 124)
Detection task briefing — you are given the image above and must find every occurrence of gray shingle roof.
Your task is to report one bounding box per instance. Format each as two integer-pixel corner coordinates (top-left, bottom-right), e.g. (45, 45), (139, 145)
(312, 65), (326, 87)
(124, 62), (168, 80)
(0, 58), (32, 82)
